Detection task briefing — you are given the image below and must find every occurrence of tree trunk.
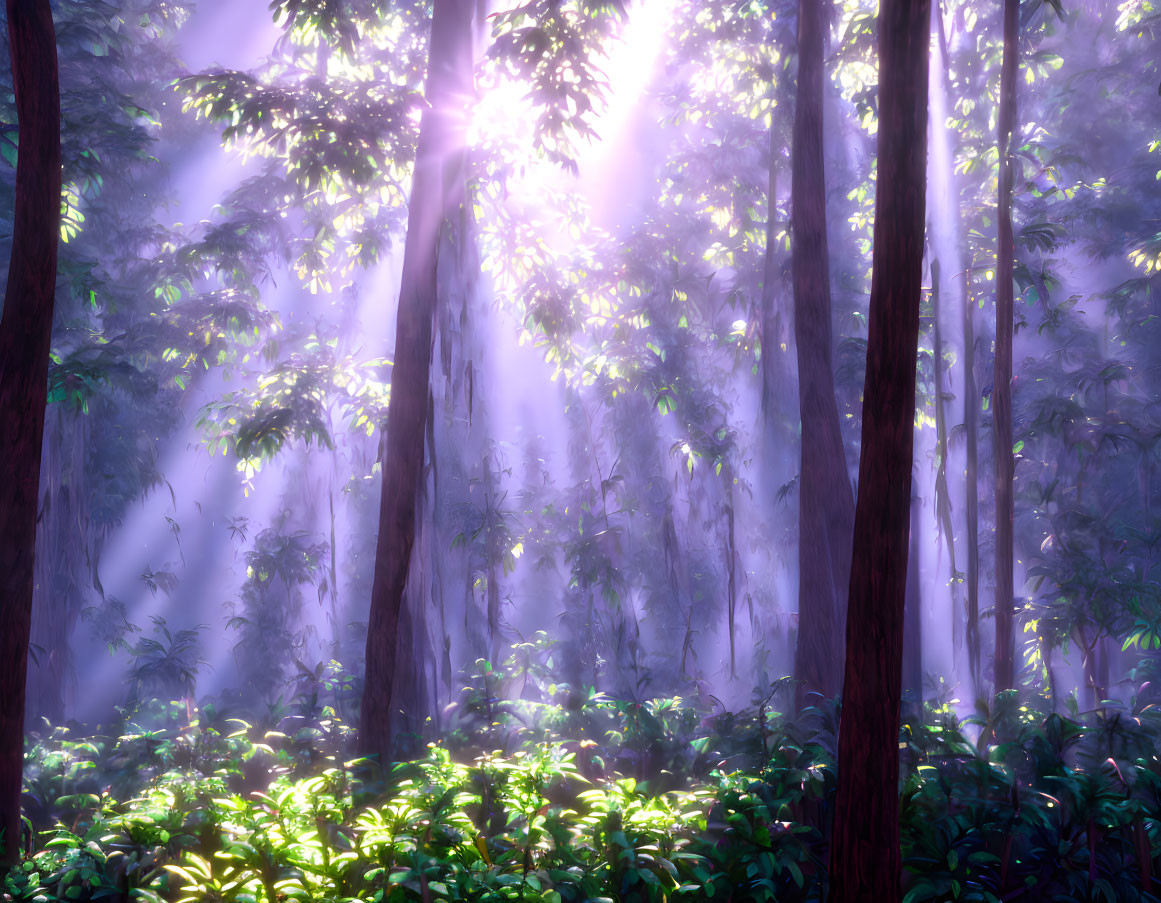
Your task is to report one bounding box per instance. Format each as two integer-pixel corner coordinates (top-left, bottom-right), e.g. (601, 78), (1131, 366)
(930, 260), (958, 640)
(962, 263), (981, 691)
(0, 0), (61, 865)
(903, 491), (922, 706)
(27, 406), (91, 726)
(828, 0), (929, 897)
(484, 453), (503, 666)
(359, 0), (475, 761)
(992, 0), (1019, 695)
(790, 0), (855, 706)
(761, 130), (795, 439)
(931, 4), (980, 693)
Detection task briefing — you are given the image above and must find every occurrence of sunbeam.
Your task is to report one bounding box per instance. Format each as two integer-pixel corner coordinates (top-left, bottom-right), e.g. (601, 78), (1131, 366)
(2, 0), (1159, 894)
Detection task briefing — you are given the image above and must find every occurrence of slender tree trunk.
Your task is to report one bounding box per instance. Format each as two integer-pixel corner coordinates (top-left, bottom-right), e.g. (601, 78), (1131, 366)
(992, 0), (1019, 695)
(931, 4), (980, 692)
(0, 0), (61, 865)
(790, 0), (855, 706)
(761, 133), (795, 437)
(725, 485), (738, 679)
(360, 0), (475, 761)
(760, 130), (801, 689)
(27, 405), (93, 726)
(930, 259), (958, 635)
(484, 453), (502, 666)
(828, 0), (929, 897)
(963, 264), (981, 691)
(1096, 634), (1110, 705)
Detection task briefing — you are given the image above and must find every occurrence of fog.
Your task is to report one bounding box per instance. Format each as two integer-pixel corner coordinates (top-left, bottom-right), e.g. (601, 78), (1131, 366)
(14, 0), (1161, 736)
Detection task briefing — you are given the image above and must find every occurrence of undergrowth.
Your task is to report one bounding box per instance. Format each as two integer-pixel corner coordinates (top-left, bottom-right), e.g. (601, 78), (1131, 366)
(7, 642), (1161, 903)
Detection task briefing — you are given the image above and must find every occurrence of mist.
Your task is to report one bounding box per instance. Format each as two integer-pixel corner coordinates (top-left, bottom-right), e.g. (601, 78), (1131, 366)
(2, 0), (1160, 897)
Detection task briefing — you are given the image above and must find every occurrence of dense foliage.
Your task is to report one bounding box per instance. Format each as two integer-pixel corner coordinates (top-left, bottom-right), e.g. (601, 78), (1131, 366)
(11, 642), (1161, 902)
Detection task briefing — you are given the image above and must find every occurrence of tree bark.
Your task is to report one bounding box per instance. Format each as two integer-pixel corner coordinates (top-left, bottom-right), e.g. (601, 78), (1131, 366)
(790, 0), (855, 706)
(963, 264), (981, 691)
(27, 406), (91, 726)
(992, 0), (1019, 694)
(483, 453), (503, 666)
(903, 491), (922, 705)
(359, 0), (475, 761)
(930, 259), (958, 639)
(828, 0), (929, 897)
(0, 0), (61, 865)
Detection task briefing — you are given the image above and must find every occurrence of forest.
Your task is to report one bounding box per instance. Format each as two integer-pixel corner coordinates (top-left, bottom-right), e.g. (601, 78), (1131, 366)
(0, 0), (1159, 899)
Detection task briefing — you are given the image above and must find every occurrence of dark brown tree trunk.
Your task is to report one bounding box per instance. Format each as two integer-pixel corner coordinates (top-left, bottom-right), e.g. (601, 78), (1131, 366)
(992, 0), (1019, 694)
(359, 0), (475, 761)
(903, 491), (922, 705)
(790, 0), (855, 706)
(0, 0), (61, 865)
(828, 0), (929, 897)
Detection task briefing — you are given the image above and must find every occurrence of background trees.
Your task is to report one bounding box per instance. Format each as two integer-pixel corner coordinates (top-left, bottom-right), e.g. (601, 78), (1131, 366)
(789, 0), (855, 705)
(3, 0), (1161, 892)
(4, 0), (1154, 727)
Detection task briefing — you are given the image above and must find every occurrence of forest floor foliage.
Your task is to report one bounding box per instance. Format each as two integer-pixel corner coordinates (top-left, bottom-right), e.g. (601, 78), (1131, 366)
(9, 650), (1161, 903)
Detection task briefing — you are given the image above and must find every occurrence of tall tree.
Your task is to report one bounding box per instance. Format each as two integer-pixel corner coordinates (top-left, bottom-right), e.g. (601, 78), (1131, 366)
(790, 0), (855, 704)
(360, 0), (475, 760)
(930, 259), (958, 657)
(828, 0), (929, 897)
(932, 2), (981, 693)
(992, 0), (1019, 694)
(924, 1), (979, 691)
(0, 0), (61, 863)
(962, 264), (981, 686)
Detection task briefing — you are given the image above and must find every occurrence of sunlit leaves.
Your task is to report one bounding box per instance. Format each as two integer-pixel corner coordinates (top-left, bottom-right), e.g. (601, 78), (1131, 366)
(59, 182), (85, 243)
(1116, 0), (1161, 34)
(178, 70), (418, 194)
(269, 0), (399, 57)
(667, 0), (785, 134)
(1128, 233), (1161, 274)
(834, 7), (879, 132)
(196, 335), (389, 479)
(177, 2), (429, 293)
(488, 0), (627, 171)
